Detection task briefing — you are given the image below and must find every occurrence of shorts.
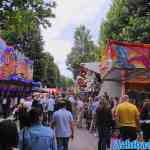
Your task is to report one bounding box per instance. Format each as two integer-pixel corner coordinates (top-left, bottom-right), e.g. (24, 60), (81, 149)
(120, 126), (137, 141)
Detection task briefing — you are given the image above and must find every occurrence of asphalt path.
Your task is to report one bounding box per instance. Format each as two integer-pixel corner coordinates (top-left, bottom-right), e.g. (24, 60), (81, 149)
(69, 128), (98, 150)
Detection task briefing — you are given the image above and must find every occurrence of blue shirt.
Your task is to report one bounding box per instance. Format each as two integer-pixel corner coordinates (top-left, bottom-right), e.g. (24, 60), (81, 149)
(53, 108), (73, 138)
(18, 124), (57, 150)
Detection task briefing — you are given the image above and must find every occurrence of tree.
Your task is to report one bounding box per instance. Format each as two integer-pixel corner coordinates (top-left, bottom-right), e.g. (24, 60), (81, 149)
(0, 0), (55, 40)
(0, 0), (56, 50)
(99, 0), (150, 56)
(45, 53), (61, 87)
(67, 25), (98, 79)
(59, 76), (74, 88)
(0, 0), (62, 87)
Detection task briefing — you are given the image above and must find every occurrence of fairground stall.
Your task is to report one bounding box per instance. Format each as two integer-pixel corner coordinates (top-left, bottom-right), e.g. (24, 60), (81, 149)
(0, 38), (33, 115)
(100, 40), (150, 104)
(77, 62), (102, 98)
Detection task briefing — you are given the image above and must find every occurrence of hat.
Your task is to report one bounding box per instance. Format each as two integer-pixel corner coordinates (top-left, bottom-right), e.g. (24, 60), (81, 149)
(58, 100), (66, 104)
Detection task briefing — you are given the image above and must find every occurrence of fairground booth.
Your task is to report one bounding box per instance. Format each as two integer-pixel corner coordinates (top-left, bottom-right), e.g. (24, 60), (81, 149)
(77, 62), (102, 98)
(0, 38), (33, 100)
(100, 40), (150, 104)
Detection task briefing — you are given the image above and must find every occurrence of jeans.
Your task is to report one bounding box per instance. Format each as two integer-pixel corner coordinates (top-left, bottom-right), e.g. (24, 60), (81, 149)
(48, 111), (53, 122)
(56, 137), (69, 150)
(98, 127), (111, 150)
(141, 124), (150, 142)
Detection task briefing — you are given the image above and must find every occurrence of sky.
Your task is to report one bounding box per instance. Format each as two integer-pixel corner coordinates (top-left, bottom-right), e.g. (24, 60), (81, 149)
(42, 0), (112, 78)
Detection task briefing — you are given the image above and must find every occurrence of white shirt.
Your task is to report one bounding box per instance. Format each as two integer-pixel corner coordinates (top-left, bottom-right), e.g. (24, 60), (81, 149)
(24, 101), (32, 110)
(68, 96), (75, 104)
(47, 98), (55, 111)
(2, 98), (7, 104)
(77, 100), (84, 110)
(53, 108), (73, 138)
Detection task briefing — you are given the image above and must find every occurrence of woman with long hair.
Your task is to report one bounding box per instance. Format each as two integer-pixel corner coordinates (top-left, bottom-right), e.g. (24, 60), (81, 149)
(96, 98), (113, 150)
(140, 98), (150, 142)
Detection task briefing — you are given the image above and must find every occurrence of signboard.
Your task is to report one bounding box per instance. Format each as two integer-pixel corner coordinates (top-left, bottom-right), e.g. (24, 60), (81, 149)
(0, 38), (33, 81)
(108, 40), (150, 69)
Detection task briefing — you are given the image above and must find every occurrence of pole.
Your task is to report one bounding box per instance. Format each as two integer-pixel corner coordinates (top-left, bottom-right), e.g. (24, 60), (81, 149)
(121, 69), (126, 96)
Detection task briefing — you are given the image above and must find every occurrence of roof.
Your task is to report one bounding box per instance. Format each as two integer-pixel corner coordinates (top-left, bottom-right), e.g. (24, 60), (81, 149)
(80, 62), (100, 74)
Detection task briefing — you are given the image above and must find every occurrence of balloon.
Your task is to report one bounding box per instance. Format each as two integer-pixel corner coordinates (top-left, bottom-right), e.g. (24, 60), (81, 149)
(0, 38), (7, 51)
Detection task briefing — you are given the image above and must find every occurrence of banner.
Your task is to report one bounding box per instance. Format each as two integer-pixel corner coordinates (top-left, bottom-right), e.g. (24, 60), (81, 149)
(0, 38), (33, 81)
(108, 40), (150, 69)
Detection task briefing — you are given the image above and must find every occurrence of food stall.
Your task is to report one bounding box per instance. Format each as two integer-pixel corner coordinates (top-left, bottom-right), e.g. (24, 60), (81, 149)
(0, 38), (33, 108)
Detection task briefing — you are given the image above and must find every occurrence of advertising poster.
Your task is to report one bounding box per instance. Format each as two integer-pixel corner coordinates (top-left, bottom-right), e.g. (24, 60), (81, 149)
(108, 40), (150, 69)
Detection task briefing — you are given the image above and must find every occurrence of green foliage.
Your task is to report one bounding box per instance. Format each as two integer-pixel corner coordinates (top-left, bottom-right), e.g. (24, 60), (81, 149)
(0, 0), (55, 47)
(99, 0), (150, 55)
(67, 25), (99, 79)
(0, 0), (55, 34)
(58, 76), (74, 88)
(44, 53), (61, 87)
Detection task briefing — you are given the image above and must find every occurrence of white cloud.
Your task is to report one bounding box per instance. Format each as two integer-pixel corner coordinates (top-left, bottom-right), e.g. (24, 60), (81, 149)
(45, 39), (72, 62)
(44, 39), (73, 77)
(42, 0), (112, 78)
(43, 0), (111, 39)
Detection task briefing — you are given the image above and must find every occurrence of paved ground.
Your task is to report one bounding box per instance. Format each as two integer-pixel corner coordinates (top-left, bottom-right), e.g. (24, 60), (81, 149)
(69, 128), (98, 150)
(0, 117), (98, 150)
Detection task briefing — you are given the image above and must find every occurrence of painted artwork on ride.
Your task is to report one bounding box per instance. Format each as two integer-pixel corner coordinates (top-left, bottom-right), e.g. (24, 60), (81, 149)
(0, 38), (33, 81)
(108, 40), (150, 69)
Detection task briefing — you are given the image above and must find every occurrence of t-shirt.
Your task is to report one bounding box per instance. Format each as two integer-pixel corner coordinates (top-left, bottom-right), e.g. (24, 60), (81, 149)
(116, 101), (139, 128)
(47, 98), (55, 111)
(53, 108), (73, 138)
(24, 101), (32, 110)
(77, 100), (84, 110)
(68, 96), (75, 104)
(2, 98), (7, 105)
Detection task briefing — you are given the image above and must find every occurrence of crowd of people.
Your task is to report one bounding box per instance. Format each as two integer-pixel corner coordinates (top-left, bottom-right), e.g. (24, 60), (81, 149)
(95, 94), (150, 150)
(0, 91), (149, 150)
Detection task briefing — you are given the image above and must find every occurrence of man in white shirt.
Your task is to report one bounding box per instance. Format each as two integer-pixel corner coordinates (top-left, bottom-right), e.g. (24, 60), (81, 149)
(2, 98), (8, 118)
(47, 95), (55, 122)
(52, 101), (74, 150)
(68, 95), (76, 119)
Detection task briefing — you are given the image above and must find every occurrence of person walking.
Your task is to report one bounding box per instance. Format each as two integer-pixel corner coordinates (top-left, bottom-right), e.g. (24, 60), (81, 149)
(18, 108), (57, 150)
(140, 98), (150, 142)
(115, 95), (140, 142)
(18, 103), (28, 130)
(47, 95), (55, 122)
(90, 96), (99, 133)
(0, 120), (19, 150)
(96, 99), (113, 150)
(76, 97), (84, 128)
(52, 100), (74, 150)
(2, 97), (8, 118)
(32, 94), (43, 111)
